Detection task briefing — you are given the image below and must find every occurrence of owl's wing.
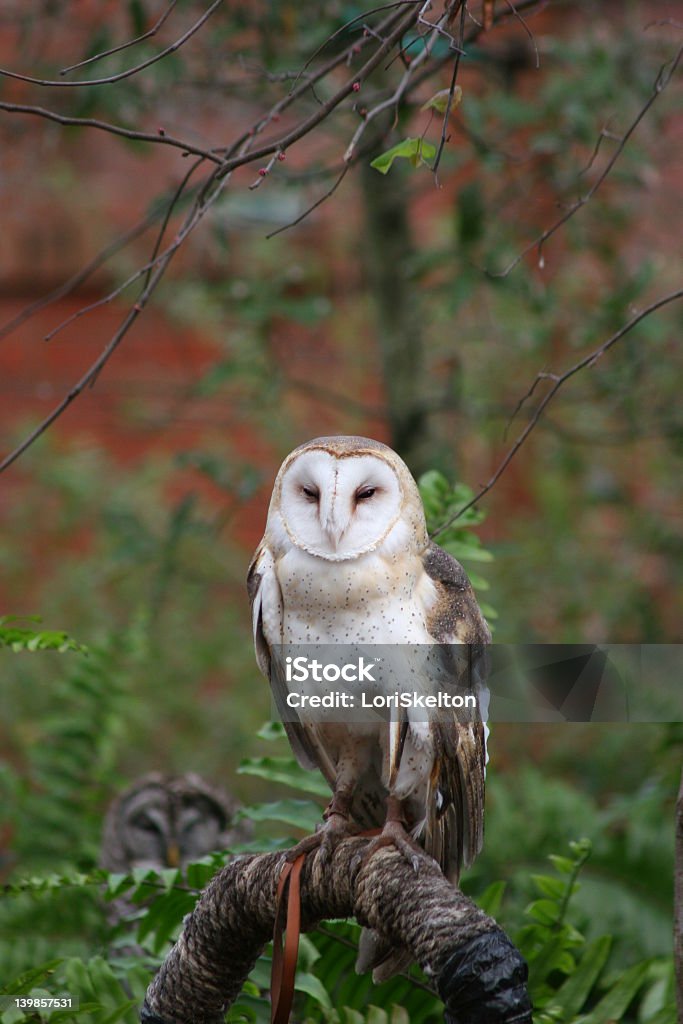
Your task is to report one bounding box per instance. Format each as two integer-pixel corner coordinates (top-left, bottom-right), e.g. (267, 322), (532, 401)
(421, 541), (490, 883)
(247, 544), (325, 775)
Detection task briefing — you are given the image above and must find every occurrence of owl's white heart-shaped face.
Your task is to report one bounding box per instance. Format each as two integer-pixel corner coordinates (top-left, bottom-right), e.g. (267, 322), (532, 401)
(276, 449), (405, 561)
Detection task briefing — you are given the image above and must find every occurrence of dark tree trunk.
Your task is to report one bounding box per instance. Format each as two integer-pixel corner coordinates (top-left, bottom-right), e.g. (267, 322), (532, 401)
(360, 153), (432, 476)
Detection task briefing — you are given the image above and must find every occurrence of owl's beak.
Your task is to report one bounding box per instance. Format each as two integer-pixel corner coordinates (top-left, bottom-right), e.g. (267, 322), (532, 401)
(324, 522), (345, 550)
(320, 493), (345, 549)
(165, 842), (181, 868)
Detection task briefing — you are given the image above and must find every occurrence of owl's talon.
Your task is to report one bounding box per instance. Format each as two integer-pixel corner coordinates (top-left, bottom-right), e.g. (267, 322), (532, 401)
(359, 817), (422, 873)
(283, 832), (326, 863)
(285, 811), (356, 865)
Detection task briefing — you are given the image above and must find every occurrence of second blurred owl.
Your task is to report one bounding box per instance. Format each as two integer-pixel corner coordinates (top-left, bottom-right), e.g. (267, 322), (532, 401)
(100, 772), (251, 873)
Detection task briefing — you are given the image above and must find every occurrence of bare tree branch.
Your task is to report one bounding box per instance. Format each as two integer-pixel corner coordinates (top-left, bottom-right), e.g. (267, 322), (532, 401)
(407, 0), (547, 94)
(141, 838), (531, 1024)
(502, 0), (540, 68)
(490, 44), (682, 277)
(0, 0), (223, 88)
(0, 218), (152, 342)
(3, 0), (667, 480)
(266, 164), (350, 238)
(41, 158), (206, 346)
(343, 3), (453, 164)
(0, 5), (424, 474)
(221, 5), (422, 174)
(211, 4), (413, 159)
(0, 163), (231, 474)
(430, 0), (466, 179)
(430, 287), (683, 535)
(59, 1), (178, 75)
(293, 1), (422, 86)
(0, 100), (221, 162)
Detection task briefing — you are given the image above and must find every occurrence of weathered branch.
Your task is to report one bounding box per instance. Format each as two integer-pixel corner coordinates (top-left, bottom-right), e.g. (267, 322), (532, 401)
(141, 838), (532, 1024)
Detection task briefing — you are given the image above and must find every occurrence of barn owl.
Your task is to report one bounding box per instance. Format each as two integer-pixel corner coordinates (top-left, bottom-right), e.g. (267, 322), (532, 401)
(248, 436), (490, 979)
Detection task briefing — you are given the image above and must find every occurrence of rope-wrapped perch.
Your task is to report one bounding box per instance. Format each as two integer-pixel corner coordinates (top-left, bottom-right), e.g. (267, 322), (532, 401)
(141, 837), (532, 1024)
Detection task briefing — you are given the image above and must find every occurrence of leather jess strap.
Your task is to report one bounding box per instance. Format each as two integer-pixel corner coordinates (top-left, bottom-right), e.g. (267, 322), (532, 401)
(270, 853), (306, 1024)
(270, 830), (382, 1023)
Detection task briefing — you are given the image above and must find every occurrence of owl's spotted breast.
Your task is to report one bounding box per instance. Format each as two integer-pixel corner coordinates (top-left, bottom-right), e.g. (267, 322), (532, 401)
(273, 544), (430, 643)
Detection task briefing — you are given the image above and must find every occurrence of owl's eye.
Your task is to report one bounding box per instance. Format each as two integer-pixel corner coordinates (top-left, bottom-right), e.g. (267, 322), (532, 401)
(355, 487), (376, 502)
(301, 485), (319, 501)
(132, 813), (158, 833)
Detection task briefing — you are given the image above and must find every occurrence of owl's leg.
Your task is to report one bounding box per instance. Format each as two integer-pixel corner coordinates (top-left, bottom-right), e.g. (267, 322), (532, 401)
(357, 795), (422, 873)
(317, 786), (358, 862)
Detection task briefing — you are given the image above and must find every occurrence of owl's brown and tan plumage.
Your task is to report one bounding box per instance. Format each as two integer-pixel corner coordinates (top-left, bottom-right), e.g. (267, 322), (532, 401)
(248, 436), (490, 978)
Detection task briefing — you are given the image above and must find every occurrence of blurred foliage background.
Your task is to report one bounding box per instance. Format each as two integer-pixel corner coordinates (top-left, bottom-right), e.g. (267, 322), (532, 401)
(0, 1), (681, 1020)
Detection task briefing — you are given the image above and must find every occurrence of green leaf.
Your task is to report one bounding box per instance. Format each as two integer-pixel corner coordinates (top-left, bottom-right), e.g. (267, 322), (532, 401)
(194, 360), (241, 396)
(105, 873), (132, 898)
(527, 899), (560, 926)
(296, 934), (321, 973)
(555, 935), (612, 1016)
(342, 1010), (367, 1024)
(638, 960), (676, 1020)
(578, 960), (652, 1024)
(256, 721), (287, 742)
(0, 960), (62, 995)
(184, 857), (224, 889)
(97, 1001), (138, 1024)
(293, 971), (332, 1009)
(531, 874), (566, 900)
(239, 799), (322, 832)
(477, 880), (506, 918)
(442, 540), (494, 562)
(136, 889), (197, 951)
(1, 1007), (24, 1024)
(238, 756), (330, 797)
(569, 837), (592, 861)
(131, 867), (156, 887)
(0, 621), (87, 654)
(421, 85), (462, 114)
(528, 935), (577, 989)
(641, 1008), (679, 1024)
(548, 854), (576, 875)
(159, 868), (181, 893)
(388, 1007), (410, 1024)
(370, 137), (437, 174)
(465, 571), (490, 590)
